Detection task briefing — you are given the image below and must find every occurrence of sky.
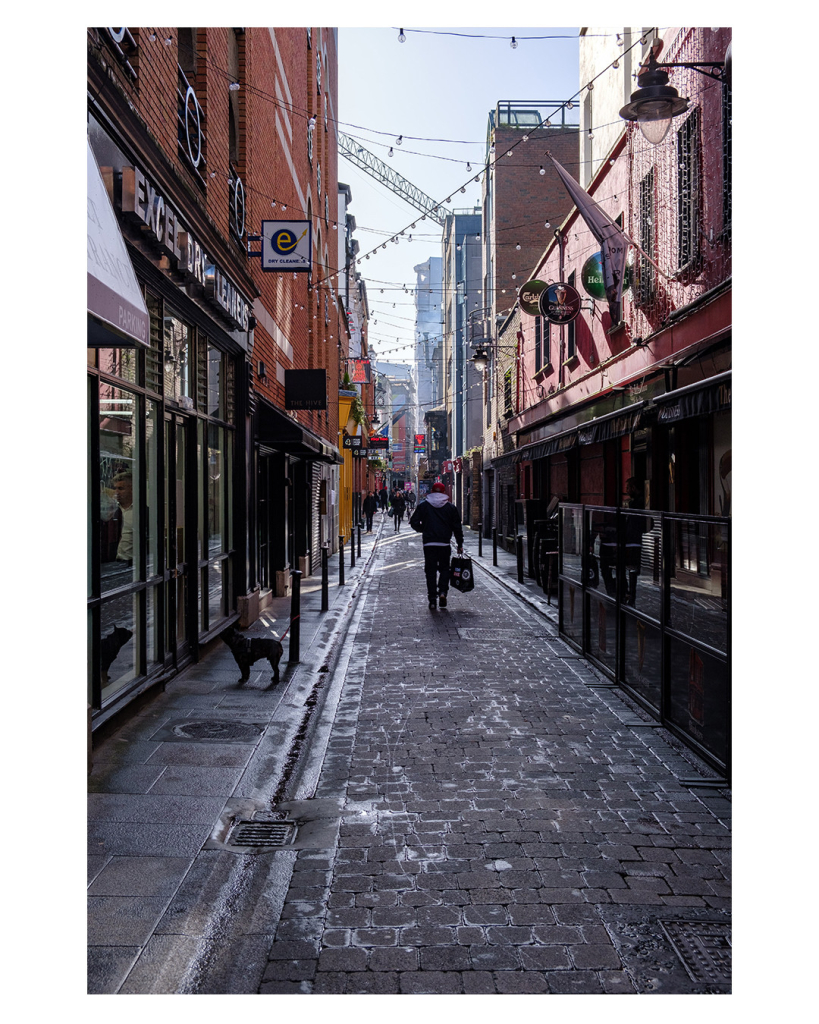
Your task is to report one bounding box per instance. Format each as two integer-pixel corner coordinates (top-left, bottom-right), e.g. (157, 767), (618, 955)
(338, 26), (583, 366)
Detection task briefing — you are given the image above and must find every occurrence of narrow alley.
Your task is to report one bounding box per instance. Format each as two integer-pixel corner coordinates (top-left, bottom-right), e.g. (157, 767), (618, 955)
(88, 514), (731, 995)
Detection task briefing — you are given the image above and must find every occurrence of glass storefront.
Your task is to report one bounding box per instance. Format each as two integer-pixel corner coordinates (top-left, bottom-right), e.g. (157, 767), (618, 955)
(88, 287), (238, 717)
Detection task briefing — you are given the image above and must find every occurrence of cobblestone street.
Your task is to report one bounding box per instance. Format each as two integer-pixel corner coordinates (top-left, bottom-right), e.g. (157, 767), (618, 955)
(258, 527), (731, 995)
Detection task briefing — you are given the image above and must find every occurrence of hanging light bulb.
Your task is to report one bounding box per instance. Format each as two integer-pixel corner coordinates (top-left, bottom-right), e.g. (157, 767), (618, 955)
(466, 162), (472, 172)
(587, 82), (594, 92)
(544, 221), (551, 229)
(388, 147), (394, 157)
(396, 135), (403, 146)
(539, 166), (546, 175)
(398, 28), (406, 42)
(510, 36), (518, 49)
(282, 204), (287, 211)
(229, 82), (241, 91)
(506, 150), (513, 157)
(616, 33), (623, 46)
(516, 243), (521, 250)
(148, 32), (157, 41)
(460, 186), (466, 193)
(545, 118), (552, 127)
(613, 58), (620, 69)
(567, 100), (574, 109)
(588, 129), (594, 140)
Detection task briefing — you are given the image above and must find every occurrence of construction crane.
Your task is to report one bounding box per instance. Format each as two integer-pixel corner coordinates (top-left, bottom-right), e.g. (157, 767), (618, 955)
(338, 132), (449, 227)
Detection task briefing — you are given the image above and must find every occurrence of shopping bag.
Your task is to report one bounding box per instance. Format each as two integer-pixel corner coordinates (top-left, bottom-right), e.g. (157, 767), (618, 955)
(449, 555), (474, 593)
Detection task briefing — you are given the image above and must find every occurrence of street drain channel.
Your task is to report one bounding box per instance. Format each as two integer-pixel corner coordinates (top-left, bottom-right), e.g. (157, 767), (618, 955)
(226, 820), (297, 847)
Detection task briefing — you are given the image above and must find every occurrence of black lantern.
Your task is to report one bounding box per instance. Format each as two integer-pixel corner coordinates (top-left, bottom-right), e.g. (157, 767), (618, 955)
(619, 48), (729, 145)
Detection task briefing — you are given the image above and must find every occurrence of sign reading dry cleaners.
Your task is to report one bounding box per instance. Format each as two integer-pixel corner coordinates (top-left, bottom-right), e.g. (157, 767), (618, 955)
(120, 165), (251, 332)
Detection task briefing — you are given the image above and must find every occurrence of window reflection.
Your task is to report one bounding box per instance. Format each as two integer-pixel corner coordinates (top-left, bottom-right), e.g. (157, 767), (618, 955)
(163, 311), (191, 403)
(99, 382), (139, 592)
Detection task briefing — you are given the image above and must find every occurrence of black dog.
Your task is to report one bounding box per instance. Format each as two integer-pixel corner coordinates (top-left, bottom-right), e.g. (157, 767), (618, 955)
(221, 626), (283, 685)
(100, 625), (133, 684)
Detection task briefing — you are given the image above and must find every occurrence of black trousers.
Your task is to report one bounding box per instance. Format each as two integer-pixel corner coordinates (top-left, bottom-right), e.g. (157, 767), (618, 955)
(365, 512), (374, 531)
(424, 546), (451, 600)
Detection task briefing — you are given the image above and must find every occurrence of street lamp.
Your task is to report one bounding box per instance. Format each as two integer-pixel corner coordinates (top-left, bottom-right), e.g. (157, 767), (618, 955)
(472, 346), (490, 373)
(619, 46), (730, 144)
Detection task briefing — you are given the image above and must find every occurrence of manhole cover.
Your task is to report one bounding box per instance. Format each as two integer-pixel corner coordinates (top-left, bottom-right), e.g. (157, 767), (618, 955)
(661, 920), (732, 985)
(227, 820), (297, 847)
(171, 721), (262, 742)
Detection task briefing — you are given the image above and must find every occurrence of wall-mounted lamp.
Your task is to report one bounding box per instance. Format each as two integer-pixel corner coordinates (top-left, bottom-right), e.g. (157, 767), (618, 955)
(258, 360), (268, 382)
(619, 45), (730, 144)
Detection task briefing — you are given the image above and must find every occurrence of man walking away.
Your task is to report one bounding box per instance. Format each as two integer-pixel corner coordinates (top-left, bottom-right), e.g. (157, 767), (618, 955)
(390, 488), (406, 532)
(363, 490), (379, 533)
(379, 486), (388, 513)
(409, 482), (463, 610)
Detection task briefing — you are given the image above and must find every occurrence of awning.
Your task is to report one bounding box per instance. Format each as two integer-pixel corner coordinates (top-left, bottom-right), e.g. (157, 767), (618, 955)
(653, 371), (731, 424)
(87, 138), (149, 347)
(505, 402), (645, 464)
(576, 403), (645, 445)
(256, 398), (341, 463)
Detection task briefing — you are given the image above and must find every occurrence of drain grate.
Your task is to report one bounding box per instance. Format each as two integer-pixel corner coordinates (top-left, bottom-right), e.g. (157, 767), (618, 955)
(660, 920), (731, 985)
(227, 820), (297, 847)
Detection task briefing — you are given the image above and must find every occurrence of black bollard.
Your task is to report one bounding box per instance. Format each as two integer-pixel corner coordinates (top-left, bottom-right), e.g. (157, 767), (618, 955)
(321, 544), (329, 611)
(288, 569), (302, 663)
(339, 535), (345, 586)
(492, 527), (498, 567)
(478, 522), (483, 558)
(350, 527), (356, 568)
(357, 522), (362, 557)
(516, 534), (524, 583)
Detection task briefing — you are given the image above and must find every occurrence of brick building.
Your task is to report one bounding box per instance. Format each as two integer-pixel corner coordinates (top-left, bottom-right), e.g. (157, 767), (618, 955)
(476, 103), (579, 542)
(87, 27), (349, 732)
(479, 29), (732, 773)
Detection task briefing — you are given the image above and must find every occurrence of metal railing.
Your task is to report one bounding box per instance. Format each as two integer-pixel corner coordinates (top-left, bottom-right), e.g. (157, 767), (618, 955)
(559, 504), (731, 778)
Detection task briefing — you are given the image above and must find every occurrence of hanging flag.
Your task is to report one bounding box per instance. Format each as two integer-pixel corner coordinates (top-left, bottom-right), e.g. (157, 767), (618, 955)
(549, 155), (629, 323)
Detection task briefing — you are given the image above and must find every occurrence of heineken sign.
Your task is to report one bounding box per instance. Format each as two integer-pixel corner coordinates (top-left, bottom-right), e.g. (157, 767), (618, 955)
(581, 252), (631, 301)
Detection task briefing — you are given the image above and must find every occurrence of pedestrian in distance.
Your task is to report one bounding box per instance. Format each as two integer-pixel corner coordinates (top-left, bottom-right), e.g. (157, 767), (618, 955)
(409, 482), (464, 610)
(406, 487), (416, 511)
(379, 485), (388, 513)
(362, 490), (378, 533)
(390, 488), (406, 532)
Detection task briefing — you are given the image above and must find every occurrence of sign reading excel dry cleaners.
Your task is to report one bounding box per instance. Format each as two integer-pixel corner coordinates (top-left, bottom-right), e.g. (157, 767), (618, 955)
(120, 165), (251, 332)
(538, 282), (581, 325)
(261, 221), (313, 272)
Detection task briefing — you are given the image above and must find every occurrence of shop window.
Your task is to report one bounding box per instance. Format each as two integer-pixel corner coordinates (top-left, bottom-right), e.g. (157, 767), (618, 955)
(534, 316), (542, 371)
(722, 81), (732, 234)
(208, 343), (223, 419)
(677, 107), (701, 271)
(97, 346), (139, 385)
(638, 168), (656, 304)
(98, 382), (140, 594)
(163, 310), (192, 405)
(566, 271), (577, 359)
